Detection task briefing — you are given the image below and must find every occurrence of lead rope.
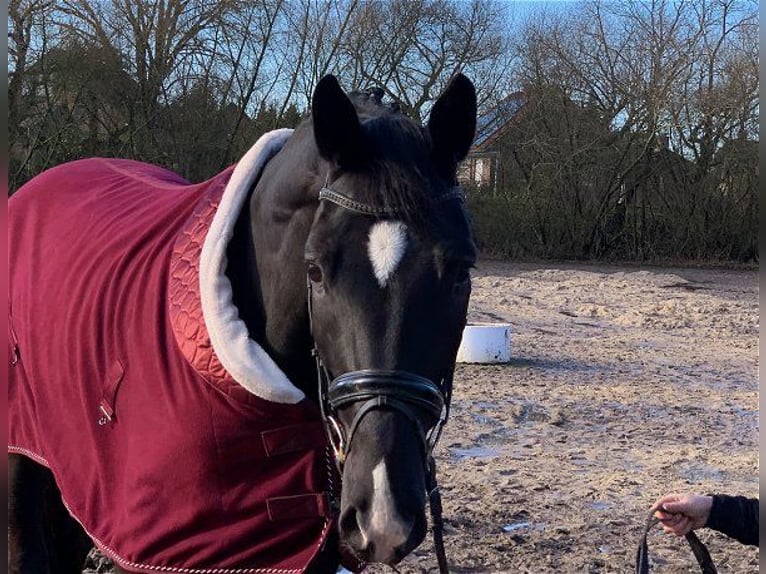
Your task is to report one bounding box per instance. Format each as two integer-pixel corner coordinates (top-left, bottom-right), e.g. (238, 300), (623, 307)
(427, 456), (450, 573)
(426, 369), (453, 574)
(635, 509), (717, 574)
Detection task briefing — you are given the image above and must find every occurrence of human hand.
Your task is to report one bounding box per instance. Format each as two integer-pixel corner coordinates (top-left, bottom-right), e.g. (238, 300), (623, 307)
(651, 494), (713, 537)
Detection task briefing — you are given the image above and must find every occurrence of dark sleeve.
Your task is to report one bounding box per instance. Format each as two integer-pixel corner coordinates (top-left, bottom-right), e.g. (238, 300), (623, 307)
(705, 494), (759, 546)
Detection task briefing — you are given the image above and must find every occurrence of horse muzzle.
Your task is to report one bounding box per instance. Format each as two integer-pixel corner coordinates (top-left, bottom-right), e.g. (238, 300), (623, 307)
(327, 370), (439, 565)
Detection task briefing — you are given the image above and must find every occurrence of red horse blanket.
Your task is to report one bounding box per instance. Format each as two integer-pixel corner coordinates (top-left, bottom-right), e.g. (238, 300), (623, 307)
(8, 130), (338, 573)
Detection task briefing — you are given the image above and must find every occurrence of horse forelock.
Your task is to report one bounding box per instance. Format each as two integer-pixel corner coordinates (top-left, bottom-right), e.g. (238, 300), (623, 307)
(340, 112), (464, 235)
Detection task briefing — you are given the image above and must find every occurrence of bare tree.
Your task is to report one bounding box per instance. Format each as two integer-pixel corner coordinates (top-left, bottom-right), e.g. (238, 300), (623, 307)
(668, 0), (758, 165)
(9, 1), (54, 130)
(278, 0), (360, 109)
(342, 0), (513, 121)
(214, 0), (288, 168)
(492, 0), (759, 260)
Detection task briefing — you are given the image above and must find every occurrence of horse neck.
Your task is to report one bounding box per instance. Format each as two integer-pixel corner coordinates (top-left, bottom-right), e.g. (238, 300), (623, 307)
(226, 135), (321, 402)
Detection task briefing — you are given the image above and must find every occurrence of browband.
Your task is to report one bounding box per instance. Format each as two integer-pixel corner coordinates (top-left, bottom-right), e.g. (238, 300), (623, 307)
(318, 186), (464, 217)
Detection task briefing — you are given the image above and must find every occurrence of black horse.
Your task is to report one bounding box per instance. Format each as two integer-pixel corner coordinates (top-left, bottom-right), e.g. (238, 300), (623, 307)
(8, 73), (477, 572)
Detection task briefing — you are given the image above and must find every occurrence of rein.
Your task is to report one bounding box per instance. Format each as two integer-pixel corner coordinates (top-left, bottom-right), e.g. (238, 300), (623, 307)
(307, 181), (461, 573)
(635, 510), (717, 574)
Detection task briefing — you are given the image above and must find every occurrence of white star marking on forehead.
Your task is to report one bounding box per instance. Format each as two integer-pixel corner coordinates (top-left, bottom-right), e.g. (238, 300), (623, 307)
(367, 221), (408, 287)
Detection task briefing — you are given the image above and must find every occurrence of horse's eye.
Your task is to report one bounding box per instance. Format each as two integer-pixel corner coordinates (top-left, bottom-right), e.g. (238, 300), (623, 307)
(307, 263), (323, 283)
(454, 267), (471, 285)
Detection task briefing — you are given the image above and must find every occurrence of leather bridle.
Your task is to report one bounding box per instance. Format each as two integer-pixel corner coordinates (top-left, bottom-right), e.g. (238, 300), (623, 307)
(307, 181), (462, 572)
(322, 370), (448, 470)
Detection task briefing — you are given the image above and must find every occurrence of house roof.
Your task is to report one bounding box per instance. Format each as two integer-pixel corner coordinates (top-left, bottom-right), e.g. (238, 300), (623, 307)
(472, 91), (527, 152)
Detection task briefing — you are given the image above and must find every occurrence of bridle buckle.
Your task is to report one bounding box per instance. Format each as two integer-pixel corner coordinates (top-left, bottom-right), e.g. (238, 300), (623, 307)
(326, 415), (347, 466)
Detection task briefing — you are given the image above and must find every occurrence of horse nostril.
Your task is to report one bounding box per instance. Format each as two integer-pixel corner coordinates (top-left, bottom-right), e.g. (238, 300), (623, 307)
(340, 506), (382, 562)
(339, 507), (369, 551)
(339, 507), (358, 536)
(340, 503), (427, 564)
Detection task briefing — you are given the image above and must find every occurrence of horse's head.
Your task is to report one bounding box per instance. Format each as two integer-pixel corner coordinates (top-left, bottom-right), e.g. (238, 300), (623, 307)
(245, 73), (476, 566)
(303, 74), (477, 565)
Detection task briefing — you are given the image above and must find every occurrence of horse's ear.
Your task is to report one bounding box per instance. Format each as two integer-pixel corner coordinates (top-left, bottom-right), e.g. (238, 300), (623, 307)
(428, 73), (477, 177)
(312, 75), (363, 168)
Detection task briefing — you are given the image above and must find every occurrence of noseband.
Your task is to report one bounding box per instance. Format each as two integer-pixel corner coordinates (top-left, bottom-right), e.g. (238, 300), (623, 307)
(323, 370), (448, 469)
(307, 181), (461, 572)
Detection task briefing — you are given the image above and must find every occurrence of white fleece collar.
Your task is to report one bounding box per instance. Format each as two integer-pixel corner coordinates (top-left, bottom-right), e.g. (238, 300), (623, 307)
(199, 128), (306, 404)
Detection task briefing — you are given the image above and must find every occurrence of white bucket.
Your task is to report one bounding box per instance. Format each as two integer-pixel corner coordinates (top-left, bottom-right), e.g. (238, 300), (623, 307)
(456, 323), (511, 364)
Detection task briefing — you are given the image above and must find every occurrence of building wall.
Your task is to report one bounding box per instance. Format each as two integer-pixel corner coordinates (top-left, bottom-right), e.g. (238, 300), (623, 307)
(459, 153), (498, 190)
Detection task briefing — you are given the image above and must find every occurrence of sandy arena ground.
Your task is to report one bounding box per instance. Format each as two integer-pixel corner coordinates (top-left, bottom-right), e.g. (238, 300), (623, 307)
(85, 260), (759, 573)
(377, 260), (759, 573)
